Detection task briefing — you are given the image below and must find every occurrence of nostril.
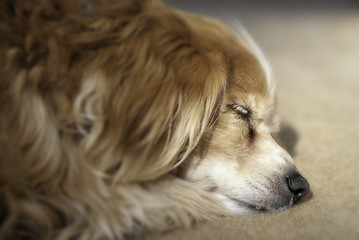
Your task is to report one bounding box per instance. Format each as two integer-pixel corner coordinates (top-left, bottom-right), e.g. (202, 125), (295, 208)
(286, 172), (310, 204)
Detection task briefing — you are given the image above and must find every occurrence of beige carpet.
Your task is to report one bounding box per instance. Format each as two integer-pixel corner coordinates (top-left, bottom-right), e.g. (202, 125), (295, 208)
(138, 5), (359, 240)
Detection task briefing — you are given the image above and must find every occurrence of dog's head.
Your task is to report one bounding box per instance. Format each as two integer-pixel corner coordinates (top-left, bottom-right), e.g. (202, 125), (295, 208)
(169, 11), (310, 213)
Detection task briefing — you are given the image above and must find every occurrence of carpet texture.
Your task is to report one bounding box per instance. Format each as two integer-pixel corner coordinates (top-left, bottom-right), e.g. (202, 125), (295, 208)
(136, 2), (359, 240)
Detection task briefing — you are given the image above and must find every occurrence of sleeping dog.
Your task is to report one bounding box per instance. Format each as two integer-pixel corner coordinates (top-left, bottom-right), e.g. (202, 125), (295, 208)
(0, 0), (310, 239)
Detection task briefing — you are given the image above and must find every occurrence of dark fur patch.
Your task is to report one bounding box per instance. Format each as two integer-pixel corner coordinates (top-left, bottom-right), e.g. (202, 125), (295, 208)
(248, 124), (255, 142)
(207, 186), (218, 193)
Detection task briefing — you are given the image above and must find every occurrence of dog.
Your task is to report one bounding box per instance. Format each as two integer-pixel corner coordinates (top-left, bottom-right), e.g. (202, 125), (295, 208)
(0, 0), (310, 239)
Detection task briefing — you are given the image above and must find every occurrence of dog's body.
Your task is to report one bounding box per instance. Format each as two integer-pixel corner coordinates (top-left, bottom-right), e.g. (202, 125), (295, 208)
(0, 0), (309, 239)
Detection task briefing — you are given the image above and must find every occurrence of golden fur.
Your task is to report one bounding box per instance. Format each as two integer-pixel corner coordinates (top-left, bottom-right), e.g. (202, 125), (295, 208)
(0, 0), (310, 239)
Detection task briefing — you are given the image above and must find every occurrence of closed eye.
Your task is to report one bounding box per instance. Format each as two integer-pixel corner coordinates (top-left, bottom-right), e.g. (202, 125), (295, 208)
(228, 103), (251, 120)
(228, 103), (256, 141)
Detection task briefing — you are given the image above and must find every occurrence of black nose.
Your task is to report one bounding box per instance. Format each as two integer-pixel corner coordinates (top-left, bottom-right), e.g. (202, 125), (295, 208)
(286, 171), (310, 204)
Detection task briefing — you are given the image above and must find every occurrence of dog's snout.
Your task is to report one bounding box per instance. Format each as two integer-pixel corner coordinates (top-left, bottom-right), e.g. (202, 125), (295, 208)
(286, 171), (310, 204)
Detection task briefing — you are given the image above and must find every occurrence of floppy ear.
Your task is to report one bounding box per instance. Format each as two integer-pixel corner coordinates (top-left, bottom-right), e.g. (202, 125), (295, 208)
(72, 10), (227, 184)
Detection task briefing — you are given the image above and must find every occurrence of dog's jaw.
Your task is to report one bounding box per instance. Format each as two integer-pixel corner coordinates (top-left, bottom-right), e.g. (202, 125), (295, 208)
(211, 193), (278, 213)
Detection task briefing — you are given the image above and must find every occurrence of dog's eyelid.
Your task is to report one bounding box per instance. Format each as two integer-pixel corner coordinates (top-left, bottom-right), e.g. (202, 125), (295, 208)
(228, 103), (251, 119)
(235, 105), (249, 115)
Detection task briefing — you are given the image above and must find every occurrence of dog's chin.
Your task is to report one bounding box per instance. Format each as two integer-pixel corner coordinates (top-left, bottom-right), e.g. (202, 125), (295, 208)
(212, 193), (293, 214)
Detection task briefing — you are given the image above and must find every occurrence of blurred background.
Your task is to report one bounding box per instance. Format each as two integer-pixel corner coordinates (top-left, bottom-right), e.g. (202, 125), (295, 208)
(144, 1), (359, 240)
(166, 0), (359, 10)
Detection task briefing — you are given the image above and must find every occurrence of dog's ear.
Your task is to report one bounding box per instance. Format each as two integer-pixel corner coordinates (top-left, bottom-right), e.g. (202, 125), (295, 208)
(70, 11), (228, 184)
(101, 52), (226, 184)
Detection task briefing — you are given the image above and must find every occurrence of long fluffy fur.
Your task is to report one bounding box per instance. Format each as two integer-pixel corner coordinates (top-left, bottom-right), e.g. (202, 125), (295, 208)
(0, 0), (230, 239)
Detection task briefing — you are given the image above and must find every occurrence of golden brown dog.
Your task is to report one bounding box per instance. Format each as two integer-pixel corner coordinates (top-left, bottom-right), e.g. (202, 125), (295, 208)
(0, 0), (310, 239)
